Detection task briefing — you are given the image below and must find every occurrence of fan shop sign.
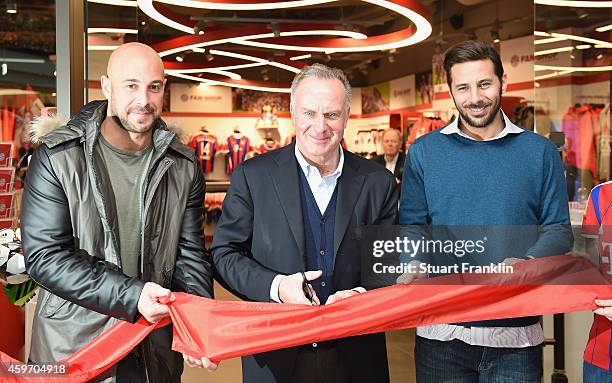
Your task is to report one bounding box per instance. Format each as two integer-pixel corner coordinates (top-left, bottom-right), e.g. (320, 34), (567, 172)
(170, 83), (232, 113)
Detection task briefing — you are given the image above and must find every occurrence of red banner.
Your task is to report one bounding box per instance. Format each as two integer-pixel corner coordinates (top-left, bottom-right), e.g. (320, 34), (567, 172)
(1, 255), (611, 382)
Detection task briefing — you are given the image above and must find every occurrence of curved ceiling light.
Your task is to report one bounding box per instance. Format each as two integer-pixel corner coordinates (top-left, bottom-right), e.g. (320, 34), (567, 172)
(534, 0), (612, 7)
(156, 0), (335, 11)
(209, 49), (302, 73)
(535, 64), (612, 72)
(534, 70), (574, 81)
(534, 46), (575, 56)
(548, 32), (612, 48)
(88, 28), (138, 34)
(167, 68), (242, 79)
(88, 0), (138, 6)
(534, 31), (612, 56)
(154, 30), (371, 57)
(168, 72), (291, 92)
(139, 0), (431, 52)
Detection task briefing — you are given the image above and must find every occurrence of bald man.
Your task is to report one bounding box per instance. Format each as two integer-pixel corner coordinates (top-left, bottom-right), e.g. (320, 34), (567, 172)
(21, 42), (215, 382)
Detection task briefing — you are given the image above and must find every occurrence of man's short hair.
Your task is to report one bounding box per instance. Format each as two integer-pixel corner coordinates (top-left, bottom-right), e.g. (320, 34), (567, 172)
(443, 40), (504, 87)
(290, 63), (352, 114)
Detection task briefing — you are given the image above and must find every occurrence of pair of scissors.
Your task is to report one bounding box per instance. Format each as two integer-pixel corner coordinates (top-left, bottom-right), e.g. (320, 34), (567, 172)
(301, 271), (315, 305)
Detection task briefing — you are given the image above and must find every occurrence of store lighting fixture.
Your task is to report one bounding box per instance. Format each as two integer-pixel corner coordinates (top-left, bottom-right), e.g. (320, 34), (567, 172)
(570, 53), (575, 59)
(156, 30), (369, 57)
(0, 57), (45, 64)
(576, 10), (589, 19)
(535, 32), (612, 49)
(88, 45), (121, 50)
(289, 54), (312, 61)
(1, 64), (6, 76)
(323, 53), (332, 62)
(534, 0), (612, 7)
(140, 0), (432, 52)
(262, 73), (270, 81)
(596, 53), (604, 60)
(534, 36), (567, 45)
(534, 31), (551, 37)
(153, 0), (337, 11)
(88, 28), (138, 34)
(193, 21), (206, 35)
(175, 54), (185, 62)
(52, 92), (57, 97)
(166, 68), (242, 80)
(491, 30), (500, 44)
(5, 1), (16, 14)
(535, 64), (612, 72)
(208, 49), (301, 73)
(167, 72), (291, 93)
(534, 70), (574, 81)
(205, 52), (214, 62)
(534, 46), (574, 56)
(167, 62), (264, 74)
(576, 44), (591, 49)
(596, 24), (612, 33)
(88, 0), (138, 6)
(271, 23), (281, 38)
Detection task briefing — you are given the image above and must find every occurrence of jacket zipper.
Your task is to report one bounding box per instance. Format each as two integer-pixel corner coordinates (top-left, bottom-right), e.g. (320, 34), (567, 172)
(140, 158), (173, 276)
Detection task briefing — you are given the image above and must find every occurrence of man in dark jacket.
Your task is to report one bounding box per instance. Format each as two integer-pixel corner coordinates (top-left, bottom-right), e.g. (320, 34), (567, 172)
(211, 63), (397, 383)
(21, 42), (215, 382)
(372, 128), (405, 182)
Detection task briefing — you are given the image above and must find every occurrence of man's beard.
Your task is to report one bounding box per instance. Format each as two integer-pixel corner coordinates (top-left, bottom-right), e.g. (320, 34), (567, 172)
(112, 104), (158, 134)
(455, 91), (502, 129)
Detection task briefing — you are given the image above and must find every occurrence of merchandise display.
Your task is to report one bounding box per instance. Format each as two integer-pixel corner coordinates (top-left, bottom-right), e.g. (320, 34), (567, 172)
(189, 128), (218, 175)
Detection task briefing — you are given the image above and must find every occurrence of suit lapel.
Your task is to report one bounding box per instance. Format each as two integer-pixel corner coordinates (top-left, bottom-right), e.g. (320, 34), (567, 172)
(334, 151), (365, 262)
(270, 144), (305, 262)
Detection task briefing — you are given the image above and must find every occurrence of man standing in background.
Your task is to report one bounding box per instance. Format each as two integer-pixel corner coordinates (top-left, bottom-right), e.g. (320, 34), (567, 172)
(372, 128), (405, 182)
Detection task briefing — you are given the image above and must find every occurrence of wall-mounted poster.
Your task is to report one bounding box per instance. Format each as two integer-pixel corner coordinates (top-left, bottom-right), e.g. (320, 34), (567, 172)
(361, 82), (390, 114)
(389, 74), (415, 110)
(232, 89), (290, 113)
(415, 70), (433, 105)
(432, 53), (448, 93)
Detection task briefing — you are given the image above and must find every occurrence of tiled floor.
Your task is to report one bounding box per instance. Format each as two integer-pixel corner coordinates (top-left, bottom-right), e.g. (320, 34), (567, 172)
(182, 282), (416, 383)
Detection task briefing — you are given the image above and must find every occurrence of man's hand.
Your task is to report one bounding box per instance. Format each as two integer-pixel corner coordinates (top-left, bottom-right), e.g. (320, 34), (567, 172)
(502, 257), (526, 266)
(594, 299), (612, 321)
(183, 354), (219, 371)
(137, 282), (173, 323)
(396, 260), (427, 284)
(326, 289), (359, 305)
(278, 270), (322, 305)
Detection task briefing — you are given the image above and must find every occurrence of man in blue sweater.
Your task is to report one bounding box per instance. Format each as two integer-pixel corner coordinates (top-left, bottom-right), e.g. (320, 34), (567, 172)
(398, 40), (572, 382)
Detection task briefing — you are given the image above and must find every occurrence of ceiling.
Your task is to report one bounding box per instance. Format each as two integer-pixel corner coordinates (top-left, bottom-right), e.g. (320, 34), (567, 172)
(0, 0), (552, 94)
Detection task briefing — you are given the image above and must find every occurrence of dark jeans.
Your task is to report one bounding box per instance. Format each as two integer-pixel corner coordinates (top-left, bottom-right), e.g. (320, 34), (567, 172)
(415, 336), (542, 383)
(116, 352), (147, 383)
(584, 361), (612, 383)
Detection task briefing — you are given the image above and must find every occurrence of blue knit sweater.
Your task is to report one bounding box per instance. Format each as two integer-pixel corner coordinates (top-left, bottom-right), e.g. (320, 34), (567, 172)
(399, 127), (573, 327)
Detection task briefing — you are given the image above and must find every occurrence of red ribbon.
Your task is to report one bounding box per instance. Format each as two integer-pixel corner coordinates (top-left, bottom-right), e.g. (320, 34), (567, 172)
(2, 255), (610, 382)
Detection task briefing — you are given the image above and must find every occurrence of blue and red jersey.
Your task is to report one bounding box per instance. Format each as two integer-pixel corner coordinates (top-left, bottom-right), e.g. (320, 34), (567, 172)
(226, 135), (250, 175)
(189, 133), (218, 174)
(582, 181), (612, 370)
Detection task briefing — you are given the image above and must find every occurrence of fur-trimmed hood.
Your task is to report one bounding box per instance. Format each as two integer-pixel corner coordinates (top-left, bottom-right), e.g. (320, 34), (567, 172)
(27, 100), (191, 146)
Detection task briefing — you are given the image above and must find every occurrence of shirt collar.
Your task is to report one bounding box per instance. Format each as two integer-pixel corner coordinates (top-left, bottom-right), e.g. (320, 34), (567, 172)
(440, 111), (523, 141)
(294, 143), (344, 179)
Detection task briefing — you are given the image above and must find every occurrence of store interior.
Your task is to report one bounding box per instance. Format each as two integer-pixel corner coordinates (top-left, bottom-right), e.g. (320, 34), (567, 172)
(0, 0), (610, 382)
